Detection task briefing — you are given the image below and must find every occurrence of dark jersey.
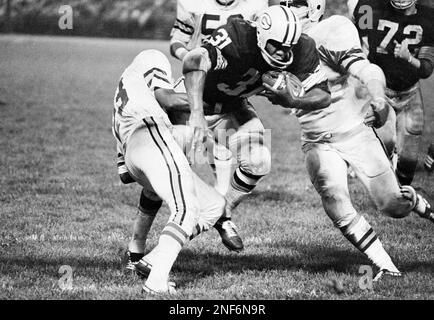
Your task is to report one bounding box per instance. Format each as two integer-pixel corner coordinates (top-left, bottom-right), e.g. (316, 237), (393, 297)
(353, 0), (434, 91)
(201, 17), (328, 109)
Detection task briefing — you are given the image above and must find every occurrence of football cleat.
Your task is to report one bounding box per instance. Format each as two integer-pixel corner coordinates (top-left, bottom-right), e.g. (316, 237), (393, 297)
(373, 269), (403, 282)
(142, 281), (177, 295)
(123, 250), (144, 272)
(424, 144), (434, 172)
(413, 188), (434, 224)
(135, 257), (153, 279)
(214, 217), (244, 252)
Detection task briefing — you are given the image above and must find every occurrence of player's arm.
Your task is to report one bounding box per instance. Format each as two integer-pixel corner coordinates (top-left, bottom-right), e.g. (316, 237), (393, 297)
(182, 47), (213, 148)
(170, 40), (190, 62)
(169, 0), (194, 61)
(394, 40), (434, 79)
(263, 67), (331, 111)
(155, 88), (190, 112)
(116, 144), (135, 184)
(350, 59), (389, 128)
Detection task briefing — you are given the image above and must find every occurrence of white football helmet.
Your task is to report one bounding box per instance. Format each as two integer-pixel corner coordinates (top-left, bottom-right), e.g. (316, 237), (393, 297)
(390, 0), (417, 9)
(256, 5), (302, 69)
(280, 0), (326, 22)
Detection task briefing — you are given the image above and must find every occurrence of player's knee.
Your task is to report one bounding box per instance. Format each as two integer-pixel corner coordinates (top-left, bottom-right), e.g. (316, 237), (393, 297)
(240, 144), (271, 176)
(377, 192), (412, 219)
(379, 201), (410, 219)
(333, 211), (358, 229)
(139, 189), (162, 217)
(405, 108), (424, 135)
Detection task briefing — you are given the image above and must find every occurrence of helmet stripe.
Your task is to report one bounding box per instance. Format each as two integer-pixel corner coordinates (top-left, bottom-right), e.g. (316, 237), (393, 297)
(288, 8), (298, 46)
(280, 6), (291, 44)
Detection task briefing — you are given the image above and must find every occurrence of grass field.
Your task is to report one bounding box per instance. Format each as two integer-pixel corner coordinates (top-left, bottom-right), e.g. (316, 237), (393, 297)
(0, 35), (433, 300)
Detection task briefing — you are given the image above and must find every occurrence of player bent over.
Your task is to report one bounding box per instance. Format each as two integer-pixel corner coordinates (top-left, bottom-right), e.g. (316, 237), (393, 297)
(169, 0), (268, 197)
(182, 5), (331, 251)
(263, 11), (433, 280)
(112, 49), (227, 294)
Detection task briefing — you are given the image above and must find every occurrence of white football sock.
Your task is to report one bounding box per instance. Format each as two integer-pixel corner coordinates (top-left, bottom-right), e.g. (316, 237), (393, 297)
(145, 222), (187, 292)
(340, 215), (399, 272)
(213, 157), (233, 196)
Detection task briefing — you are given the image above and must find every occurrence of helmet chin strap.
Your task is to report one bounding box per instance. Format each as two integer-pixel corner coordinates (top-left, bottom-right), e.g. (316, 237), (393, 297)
(260, 48), (294, 70)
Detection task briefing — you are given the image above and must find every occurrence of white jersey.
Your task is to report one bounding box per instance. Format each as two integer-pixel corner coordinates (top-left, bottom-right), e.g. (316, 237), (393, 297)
(299, 15), (372, 142)
(113, 50), (174, 151)
(170, 0), (267, 50)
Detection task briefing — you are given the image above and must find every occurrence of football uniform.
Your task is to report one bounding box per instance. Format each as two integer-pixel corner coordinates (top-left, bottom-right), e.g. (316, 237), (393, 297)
(200, 17), (328, 175)
(351, 0), (434, 185)
(112, 49), (224, 237)
(202, 18), (328, 110)
(183, 16), (329, 215)
(170, 0), (268, 196)
(303, 15), (416, 228)
(171, 0), (267, 50)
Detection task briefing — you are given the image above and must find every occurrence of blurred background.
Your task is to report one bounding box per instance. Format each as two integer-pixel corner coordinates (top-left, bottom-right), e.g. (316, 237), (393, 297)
(0, 0), (355, 39)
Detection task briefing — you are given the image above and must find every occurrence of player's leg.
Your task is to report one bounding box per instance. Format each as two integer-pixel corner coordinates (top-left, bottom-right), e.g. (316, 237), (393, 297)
(304, 143), (400, 274)
(225, 100), (272, 215)
(125, 120), (200, 293)
(395, 90), (424, 185)
(125, 188), (162, 270)
(347, 127), (433, 223)
(373, 105), (397, 164)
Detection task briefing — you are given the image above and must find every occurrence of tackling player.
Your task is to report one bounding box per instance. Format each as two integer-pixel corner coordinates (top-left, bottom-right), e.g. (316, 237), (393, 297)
(182, 4), (331, 250)
(267, 3), (433, 279)
(112, 49), (227, 294)
(349, 0), (434, 185)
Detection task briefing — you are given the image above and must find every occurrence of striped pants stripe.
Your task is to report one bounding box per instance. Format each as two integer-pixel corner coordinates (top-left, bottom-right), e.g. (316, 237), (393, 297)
(125, 117), (199, 234)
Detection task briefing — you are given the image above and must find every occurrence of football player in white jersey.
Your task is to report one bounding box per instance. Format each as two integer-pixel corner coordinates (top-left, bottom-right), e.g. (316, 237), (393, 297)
(168, 0), (269, 251)
(113, 49), (227, 294)
(170, 0), (268, 61)
(265, 2), (434, 280)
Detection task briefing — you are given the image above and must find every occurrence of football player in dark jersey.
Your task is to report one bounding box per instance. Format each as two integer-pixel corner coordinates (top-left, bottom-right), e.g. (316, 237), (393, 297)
(350, 0), (434, 185)
(182, 5), (331, 249)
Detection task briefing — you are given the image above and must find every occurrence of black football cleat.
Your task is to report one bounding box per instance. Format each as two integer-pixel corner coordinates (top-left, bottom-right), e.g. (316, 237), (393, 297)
(214, 217), (244, 252)
(123, 250), (144, 272)
(135, 258), (153, 279)
(413, 187), (434, 224)
(424, 144), (434, 172)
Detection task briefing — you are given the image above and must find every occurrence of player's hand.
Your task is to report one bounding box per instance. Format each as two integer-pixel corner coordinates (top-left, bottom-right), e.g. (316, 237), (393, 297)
(262, 74), (300, 108)
(393, 39), (412, 62)
(188, 111), (208, 152)
(369, 98), (389, 128)
(364, 107), (376, 127)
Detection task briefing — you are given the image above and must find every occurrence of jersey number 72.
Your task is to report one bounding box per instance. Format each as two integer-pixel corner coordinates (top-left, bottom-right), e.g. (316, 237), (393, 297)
(376, 19), (423, 54)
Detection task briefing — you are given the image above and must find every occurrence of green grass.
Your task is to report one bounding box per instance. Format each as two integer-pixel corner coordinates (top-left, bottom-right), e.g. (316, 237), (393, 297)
(0, 35), (433, 300)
